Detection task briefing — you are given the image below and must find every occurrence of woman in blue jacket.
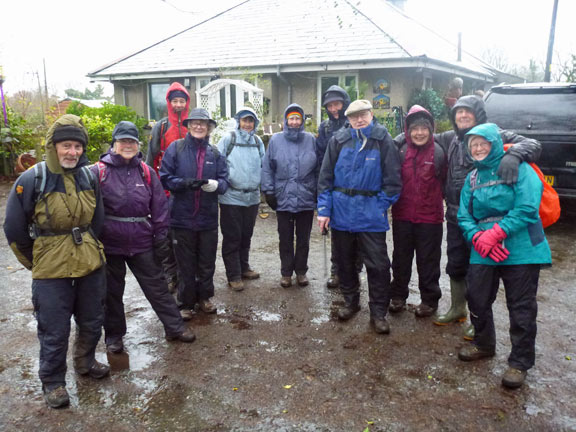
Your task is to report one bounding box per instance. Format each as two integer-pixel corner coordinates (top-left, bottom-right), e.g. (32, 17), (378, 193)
(217, 107), (265, 291)
(457, 123), (551, 389)
(160, 108), (229, 319)
(261, 104), (319, 288)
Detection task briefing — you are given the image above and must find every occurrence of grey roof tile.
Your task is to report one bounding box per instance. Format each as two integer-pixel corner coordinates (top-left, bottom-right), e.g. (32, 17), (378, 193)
(89, 0), (493, 78)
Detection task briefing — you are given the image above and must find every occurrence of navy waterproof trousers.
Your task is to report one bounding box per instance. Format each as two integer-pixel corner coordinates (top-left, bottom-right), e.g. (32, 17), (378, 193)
(32, 267), (106, 388)
(333, 230), (391, 319)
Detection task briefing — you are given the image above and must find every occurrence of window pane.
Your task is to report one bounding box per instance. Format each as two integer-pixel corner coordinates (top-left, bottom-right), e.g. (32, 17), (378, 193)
(321, 76), (339, 96)
(149, 83), (170, 121)
(230, 84), (237, 116)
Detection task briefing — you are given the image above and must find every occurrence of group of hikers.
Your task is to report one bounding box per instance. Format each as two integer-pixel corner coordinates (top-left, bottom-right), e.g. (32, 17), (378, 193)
(3, 81), (551, 409)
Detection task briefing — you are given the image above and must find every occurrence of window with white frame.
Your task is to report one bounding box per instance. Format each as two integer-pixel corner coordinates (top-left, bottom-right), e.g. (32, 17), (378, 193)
(148, 82), (171, 120)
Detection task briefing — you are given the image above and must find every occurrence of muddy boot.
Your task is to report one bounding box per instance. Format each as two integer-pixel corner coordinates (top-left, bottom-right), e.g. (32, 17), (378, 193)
(43, 385), (70, 409)
(434, 278), (468, 325)
(326, 275), (339, 289)
(463, 323), (475, 340)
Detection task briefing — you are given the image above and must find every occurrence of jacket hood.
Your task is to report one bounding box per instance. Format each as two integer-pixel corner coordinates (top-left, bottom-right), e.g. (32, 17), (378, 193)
(165, 82), (191, 127)
(450, 95), (487, 139)
(465, 123), (504, 170)
(283, 103), (305, 142)
(322, 85), (351, 122)
(45, 114), (90, 173)
(404, 105), (435, 147)
(234, 106), (261, 136)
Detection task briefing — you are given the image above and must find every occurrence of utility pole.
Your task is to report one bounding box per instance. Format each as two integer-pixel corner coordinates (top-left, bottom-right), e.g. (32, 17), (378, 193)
(544, 0), (559, 82)
(43, 58), (49, 108)
(35, 71), (46, 125)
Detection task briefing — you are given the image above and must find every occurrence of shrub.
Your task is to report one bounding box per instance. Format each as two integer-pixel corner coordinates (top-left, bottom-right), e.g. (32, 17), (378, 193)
(409, 88), (448, 121)
(66, 102), (148, 162)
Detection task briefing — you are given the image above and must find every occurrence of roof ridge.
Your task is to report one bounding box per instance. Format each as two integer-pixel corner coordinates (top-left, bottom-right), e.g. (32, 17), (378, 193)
(87, 0), (251, 76)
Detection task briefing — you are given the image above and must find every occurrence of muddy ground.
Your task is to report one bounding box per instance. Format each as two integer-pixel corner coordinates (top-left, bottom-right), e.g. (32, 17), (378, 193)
(0, 180), (575, 432)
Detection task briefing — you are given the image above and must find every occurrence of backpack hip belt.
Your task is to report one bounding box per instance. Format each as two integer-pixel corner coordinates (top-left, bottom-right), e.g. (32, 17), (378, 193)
(29, 224), (91, 245)
(334, 187), (378, 197)
(229, 185), (260, 193)
(105, 215), (149, 223)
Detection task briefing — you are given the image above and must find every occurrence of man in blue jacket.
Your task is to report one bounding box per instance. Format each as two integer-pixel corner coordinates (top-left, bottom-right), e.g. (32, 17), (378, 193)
(317, 100), (402, 334)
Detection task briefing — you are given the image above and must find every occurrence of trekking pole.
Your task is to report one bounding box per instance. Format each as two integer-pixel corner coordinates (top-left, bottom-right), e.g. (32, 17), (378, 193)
(322, 227), (328, 278)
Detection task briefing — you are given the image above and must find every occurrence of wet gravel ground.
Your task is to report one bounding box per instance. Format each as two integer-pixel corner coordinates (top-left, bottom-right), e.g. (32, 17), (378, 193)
(0, 181), (575, 432)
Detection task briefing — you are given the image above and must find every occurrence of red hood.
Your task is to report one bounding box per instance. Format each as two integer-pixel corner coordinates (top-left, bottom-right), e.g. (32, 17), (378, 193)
(166, 82), (191, 127)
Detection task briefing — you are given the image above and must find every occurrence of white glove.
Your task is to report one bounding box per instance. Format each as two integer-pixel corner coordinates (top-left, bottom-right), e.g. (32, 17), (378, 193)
(201, 179), (218, 192)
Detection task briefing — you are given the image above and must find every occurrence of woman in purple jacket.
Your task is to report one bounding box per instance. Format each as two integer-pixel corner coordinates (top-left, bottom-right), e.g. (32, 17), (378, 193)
(389, 106), (447, 318)
(92, 121), (196, 354)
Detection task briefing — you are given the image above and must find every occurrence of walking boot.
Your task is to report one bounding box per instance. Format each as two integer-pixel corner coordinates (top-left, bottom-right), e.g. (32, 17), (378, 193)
(502, 367), (527, 389)
(166, 327), (196, 343)
(180, 309), (195, 321)
(242, 269), (260, 280)
(458, 344), (495, 361)
(79, 360), (110, 379)
(228, 280), (245, 291)
(389, 298), (406, 313)
(199, 299), (217, 314)
(296, 274), (309, 287)
(337, 303), (360, 320)
(280, 276), (292, 288)
(434, 278), (468, 325)
(463, 324), (475, 341)
(43, 385), (70, 409)
(415, 303), (437, 318)
(326, 275), (339, 289)
(370, 317), (390, 334)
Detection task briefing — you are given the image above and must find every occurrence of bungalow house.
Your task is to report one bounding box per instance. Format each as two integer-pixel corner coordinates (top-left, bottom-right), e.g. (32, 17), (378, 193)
(88, 0), (513, 129)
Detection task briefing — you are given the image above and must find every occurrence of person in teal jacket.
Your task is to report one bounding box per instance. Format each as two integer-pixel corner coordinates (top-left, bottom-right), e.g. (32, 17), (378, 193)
(217, 107), (265, 291)
(457, 123), (551, 389)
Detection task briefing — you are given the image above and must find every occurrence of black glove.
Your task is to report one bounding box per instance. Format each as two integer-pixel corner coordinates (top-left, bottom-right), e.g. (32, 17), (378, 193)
(265, 194), (278, 211)
(183, 178), (208, 190)
(153, 237), (172, 265)
(497, 153), (521, 184)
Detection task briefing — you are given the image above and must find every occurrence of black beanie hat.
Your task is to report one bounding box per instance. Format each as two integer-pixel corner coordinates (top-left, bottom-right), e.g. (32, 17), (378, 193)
(408, 116), (433, 133)
(52, 125), (88, 147)
(168, 90), (188, 101)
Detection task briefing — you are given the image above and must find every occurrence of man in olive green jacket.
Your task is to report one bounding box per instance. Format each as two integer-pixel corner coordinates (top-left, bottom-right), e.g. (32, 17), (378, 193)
(3, 114), (109, 409)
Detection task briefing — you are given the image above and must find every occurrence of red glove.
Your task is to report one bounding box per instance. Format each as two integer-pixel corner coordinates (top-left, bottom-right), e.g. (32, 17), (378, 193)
(472, 223), (507, 258)
(488, 242), (510, 263)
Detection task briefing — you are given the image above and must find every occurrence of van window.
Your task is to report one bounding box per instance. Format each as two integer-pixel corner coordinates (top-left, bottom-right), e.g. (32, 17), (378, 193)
(485, 89), (576, 135)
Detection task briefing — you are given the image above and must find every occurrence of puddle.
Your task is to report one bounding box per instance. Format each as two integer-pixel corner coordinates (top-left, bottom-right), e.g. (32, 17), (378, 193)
(253, 310), (282, 322)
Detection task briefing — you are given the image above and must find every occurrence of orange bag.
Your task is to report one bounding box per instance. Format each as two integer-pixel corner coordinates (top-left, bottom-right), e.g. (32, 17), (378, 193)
(504, 144), (561, 228)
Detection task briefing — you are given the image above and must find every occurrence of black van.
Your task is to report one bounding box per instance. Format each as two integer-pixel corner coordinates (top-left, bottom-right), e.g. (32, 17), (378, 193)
(484, 83), (576, 198)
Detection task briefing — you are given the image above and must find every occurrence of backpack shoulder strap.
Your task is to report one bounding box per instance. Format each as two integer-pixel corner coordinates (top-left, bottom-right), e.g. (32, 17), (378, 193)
(433, 142), (446, 178)
(140, 162), (152, 185)
(34, 162), (47, 199)
(226, 131), (237, 157)
(398, 143), (407, 164)
(95, 161), (107, 183)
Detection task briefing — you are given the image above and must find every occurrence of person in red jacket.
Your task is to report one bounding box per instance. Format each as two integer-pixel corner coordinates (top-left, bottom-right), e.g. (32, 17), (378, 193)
(146, 82), (190, 293)
(389, 105), (447, 317)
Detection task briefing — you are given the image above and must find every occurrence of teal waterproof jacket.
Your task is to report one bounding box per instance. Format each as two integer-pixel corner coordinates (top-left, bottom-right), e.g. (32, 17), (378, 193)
(458, 123), (551, 266)
(217, 107), (265, 207)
